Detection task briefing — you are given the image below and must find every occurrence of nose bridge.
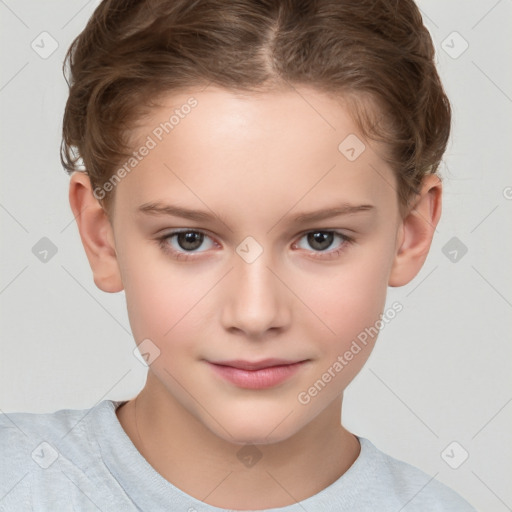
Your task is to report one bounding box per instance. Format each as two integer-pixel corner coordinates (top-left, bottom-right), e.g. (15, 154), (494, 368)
(221, 241), (290, 336)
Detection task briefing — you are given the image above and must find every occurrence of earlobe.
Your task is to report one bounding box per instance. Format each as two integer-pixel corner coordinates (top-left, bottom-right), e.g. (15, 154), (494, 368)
(388, 174), (442, 287)
(68, 172), (124, 293)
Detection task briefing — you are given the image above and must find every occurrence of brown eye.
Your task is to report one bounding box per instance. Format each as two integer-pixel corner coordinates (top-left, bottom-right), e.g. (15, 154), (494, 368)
(306, 231), (335, 251)
(293, 230), (354, 260)
(158, 229), (216, 260)
(175, 231), (204, 251)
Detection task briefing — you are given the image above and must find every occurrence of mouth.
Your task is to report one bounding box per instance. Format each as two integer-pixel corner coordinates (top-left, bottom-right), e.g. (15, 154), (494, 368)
(206, 358), (309, 389)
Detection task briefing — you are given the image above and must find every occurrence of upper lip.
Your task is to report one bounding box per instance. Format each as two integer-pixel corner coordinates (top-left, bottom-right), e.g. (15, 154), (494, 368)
(208, 358), (307, 371)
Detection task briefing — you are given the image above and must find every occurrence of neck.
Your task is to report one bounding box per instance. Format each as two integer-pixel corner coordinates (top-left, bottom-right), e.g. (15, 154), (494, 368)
(116, 374), (360, 509)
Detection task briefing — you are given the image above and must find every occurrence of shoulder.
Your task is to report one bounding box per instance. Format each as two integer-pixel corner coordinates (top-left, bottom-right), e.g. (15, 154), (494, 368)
(0, 402), (96, 463)
(358, 437), (477, 511)
(0, 401), (119, 510)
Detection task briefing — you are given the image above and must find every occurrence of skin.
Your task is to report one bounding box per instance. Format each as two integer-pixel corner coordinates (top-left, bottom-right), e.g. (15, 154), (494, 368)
(69, 85), (442, 509)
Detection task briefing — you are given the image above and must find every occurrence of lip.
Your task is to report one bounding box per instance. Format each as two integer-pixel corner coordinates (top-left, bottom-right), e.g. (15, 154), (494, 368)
(210, 358), (304, 370)
(206, 358), (309, 389)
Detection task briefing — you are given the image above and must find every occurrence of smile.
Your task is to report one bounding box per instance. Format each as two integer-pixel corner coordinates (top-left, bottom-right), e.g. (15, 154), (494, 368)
(206, 359), (309, 389)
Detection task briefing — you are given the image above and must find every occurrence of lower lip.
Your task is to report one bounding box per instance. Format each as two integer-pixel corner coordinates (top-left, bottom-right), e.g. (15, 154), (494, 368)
(207, 361), (307, 389)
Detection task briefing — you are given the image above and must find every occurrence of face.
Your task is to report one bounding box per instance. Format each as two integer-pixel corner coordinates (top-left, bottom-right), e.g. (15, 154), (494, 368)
(109, 86), (403, 445)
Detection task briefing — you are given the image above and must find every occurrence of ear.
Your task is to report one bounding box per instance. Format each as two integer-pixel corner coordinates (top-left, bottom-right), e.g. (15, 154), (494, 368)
(68, 172), (124, 293)
(388, 174), (442, 287)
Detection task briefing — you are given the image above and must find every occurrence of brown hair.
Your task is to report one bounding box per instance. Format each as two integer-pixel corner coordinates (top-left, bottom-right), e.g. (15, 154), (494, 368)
(60, 0), (451, 219)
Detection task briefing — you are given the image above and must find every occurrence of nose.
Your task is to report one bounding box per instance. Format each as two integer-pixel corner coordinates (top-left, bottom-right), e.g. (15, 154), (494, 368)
(220, 248), (291, 339)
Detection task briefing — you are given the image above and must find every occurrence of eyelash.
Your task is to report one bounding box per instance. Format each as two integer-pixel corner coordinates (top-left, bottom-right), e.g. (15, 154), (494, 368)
(157, 229), (355, 262)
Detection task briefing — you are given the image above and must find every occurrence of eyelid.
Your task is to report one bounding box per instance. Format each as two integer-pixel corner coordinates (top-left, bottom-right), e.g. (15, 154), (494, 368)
(156, 229), (217, 262)
(160, 228), (219, 249)
(292, 230), (354, 259)
(157, 228), (355, 261)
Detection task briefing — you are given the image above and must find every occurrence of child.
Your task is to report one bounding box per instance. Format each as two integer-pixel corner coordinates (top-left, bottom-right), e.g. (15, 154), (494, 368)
(0, 0), (478, 510)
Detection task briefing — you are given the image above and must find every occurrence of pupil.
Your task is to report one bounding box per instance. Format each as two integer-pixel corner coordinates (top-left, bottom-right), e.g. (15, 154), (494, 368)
(308, 232), (333, 251)
(179, 232), (203, 250)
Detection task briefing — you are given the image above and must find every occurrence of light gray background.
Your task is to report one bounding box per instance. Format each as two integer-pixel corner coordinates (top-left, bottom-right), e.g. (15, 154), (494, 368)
(1, 1), (511, 510)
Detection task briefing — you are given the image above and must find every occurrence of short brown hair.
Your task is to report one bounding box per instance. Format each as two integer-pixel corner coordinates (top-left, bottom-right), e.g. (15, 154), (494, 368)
(61, 0), (451, 219)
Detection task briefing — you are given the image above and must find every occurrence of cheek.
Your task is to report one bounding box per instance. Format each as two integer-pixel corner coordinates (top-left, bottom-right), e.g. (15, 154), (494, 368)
(120, 226), (395, 361)
(124, 271), (192, 339)
(300, 248), (391, 355)
(291, 254), (391, 405)
(121, 250), (216, 361)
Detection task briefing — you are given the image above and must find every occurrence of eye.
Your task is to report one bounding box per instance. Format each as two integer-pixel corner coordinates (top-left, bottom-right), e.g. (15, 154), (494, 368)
(157, 229), (216, 260)
(157, 229), (354, 262)
(293, 230), (354, 259)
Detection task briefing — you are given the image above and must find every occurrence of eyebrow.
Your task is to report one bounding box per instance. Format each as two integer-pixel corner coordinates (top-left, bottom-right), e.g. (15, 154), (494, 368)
(137, 201), (375, 224)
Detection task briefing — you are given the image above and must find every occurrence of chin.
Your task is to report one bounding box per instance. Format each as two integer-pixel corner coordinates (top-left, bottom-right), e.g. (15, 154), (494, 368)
(205, 408), (305, 447)
(217, 426), (296, 447)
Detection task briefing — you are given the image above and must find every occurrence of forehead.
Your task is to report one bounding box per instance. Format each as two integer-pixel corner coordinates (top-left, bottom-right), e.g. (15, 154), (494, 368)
(116, 86), (397, 220)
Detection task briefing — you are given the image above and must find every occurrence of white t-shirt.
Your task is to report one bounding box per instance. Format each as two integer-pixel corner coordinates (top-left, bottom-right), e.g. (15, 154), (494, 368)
(0, 400), (477, 511)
